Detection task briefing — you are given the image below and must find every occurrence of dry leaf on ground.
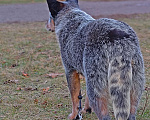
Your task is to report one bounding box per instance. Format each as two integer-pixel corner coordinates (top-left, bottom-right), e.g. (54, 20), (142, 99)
(57, 103), (63, 108)
(47, 73), (64, 78)
(34, 99), (38, 104)
(43, 87), (50, 92)
(11, 64), (18, 67)
(145, 87), (150, 91)
(4, 80), (19, 84)
(22, 72), (29, 77)
(41, 100), (48, 107)
(42, 87), (50, 94)
(16, 87), (22, 91)
(24, 87), (38, 91)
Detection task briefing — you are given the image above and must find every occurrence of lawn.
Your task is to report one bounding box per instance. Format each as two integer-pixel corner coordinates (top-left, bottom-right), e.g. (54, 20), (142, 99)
(0, 14), (150, 119)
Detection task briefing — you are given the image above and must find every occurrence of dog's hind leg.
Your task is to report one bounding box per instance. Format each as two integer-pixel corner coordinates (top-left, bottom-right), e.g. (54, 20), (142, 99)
(82, 93), (92, 114)
(86, 83), (111, 120)
(66, 70), (81, 120)
(84, 69), (111, 119)
(83, 52), (111, 119)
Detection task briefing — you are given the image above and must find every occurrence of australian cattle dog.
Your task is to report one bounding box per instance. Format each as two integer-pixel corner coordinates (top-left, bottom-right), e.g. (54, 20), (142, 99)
(46, 0), (145, 119)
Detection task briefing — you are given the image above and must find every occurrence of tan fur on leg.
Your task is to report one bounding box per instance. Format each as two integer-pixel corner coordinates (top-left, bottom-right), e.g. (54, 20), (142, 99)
(68, 71), (80, 120)
(82, 94), (91, 113)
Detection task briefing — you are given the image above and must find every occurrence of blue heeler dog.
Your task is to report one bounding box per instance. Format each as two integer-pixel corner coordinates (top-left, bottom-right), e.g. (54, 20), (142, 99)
(46, 0), (145, 119)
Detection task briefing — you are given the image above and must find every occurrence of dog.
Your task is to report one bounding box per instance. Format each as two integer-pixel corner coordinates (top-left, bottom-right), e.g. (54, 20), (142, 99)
(45, 0), (65, 31)
(45, 12), (55, 32)
(46, 0), (145, 119)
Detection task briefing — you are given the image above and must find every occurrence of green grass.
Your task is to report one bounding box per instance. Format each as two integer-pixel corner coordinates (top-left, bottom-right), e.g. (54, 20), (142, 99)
(0, 14), (150, 119)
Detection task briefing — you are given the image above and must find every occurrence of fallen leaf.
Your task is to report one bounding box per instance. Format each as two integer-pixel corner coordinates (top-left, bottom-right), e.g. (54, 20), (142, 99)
(54, 111), (57, 114)
(24, 87), (32, 91)
(47, 73), (64, 78)
(11, 64), (18, 68)
(145, 87), (150, 91)
(13, 104), (22, 109)
(41, 100), (48, 106)
(24, 87), (38, 91)
(44, 80), (48, 84)
(34, 99), (38, 104)
(57, 103), (63, 108)
(16, 87), (22, 91)
(42, 87), (50, 94)
(4, 80), (19, 84)
(36, 45), (43, 48)
(43, 87), (50, 92)
(40, 52), (48, 55)
(22, 72), (29, 77)
(63, 95), (69, 98)
(146, 49), (150, 53)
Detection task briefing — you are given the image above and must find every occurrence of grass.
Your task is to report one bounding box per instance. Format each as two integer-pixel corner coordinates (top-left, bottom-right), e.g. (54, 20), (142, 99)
(0, 14), (150, 119)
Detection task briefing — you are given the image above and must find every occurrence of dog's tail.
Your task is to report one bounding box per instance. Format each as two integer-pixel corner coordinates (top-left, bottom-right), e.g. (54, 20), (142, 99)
(108, 56), (132, 120)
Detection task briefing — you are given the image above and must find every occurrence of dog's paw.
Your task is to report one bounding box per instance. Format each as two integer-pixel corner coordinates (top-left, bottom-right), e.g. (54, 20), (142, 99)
(127, 114), (136, 120)
(82, 107), (92, 114)
(102, 115), (111, 120)
(68, 113), (77, 120)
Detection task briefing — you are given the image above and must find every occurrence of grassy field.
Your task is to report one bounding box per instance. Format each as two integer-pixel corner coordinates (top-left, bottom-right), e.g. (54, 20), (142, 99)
(0, 14), (150, 119)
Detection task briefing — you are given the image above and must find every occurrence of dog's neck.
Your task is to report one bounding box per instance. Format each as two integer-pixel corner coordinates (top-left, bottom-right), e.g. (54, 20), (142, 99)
(55, 7), (94, 47)
(55, 5), (74, 21)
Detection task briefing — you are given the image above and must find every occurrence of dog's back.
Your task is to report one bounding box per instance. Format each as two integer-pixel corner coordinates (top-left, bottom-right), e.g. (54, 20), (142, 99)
(47, 0), (145, 119)
(82, 19), (145, 120)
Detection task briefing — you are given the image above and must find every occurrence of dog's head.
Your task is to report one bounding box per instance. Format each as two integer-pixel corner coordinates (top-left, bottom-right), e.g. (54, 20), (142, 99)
(46, 0), (78, 31)
(47, 0), (78, 18)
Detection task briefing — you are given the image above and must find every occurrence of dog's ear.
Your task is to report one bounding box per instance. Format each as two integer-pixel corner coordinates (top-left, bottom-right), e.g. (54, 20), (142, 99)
(47, 0), (66, 18)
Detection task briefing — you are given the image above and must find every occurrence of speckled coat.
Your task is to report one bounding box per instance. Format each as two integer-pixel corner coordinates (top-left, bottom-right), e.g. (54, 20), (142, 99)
(47, 0), (145, 120)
